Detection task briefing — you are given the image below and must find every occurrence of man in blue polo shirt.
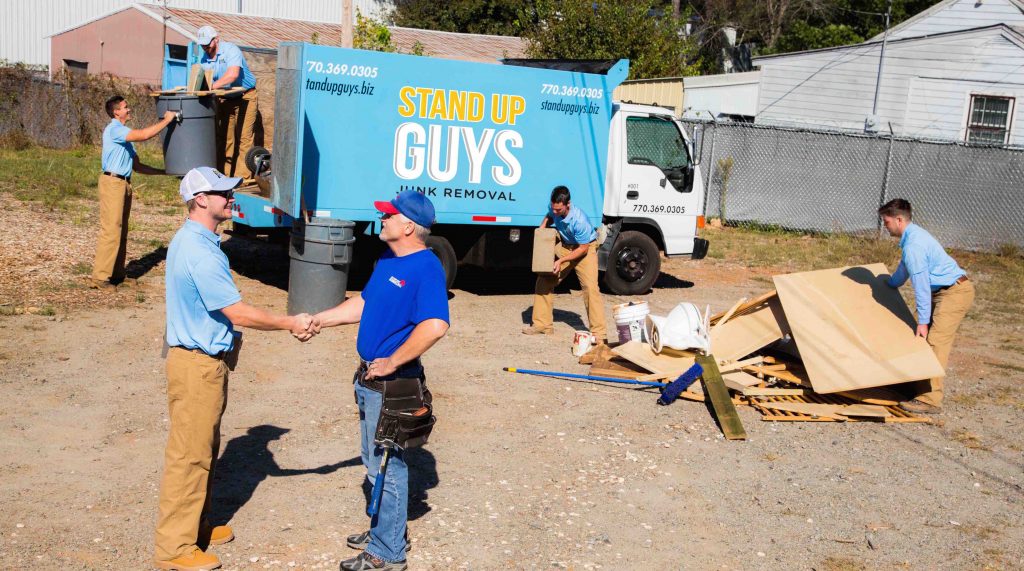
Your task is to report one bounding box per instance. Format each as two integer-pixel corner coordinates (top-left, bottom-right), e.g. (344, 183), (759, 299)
(315, 190), (449, 571)
(90, 95), (176, 290)
(524, 185), (608, 343)
(880, 198), (974, 414)
(197, 25), (259, 182)
(154, 167), (319, 571)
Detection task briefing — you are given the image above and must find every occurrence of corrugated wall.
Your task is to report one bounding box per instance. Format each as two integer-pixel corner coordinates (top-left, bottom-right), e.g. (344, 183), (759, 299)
(613, 79), (685, 113)
(1, 0), (393, 68)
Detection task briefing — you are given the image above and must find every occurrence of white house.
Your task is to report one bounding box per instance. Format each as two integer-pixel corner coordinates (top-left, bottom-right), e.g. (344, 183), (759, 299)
(752, 0), (1024, 146)
(681, 71), (761, 121)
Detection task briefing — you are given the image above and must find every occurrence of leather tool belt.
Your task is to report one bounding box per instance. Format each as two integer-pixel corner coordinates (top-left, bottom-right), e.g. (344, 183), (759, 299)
(355, 358), (436, 449)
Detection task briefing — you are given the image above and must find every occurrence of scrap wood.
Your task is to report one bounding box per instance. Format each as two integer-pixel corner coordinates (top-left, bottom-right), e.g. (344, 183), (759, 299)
(710, 298), (786, 362)
(711, 297), (746, 330)
(718, 355), (765, 373)
(772, 264), (944, 394)
(745, 393), (930, 423)
(743, 364), (808, 386)
(611, 340), (695, 376)
(758, 402), (849, 420)
(709, 290), (777, 325)
(742, 387), (810, 396)
(721, 371), (762, 392)
(695, 355), (747, 440)
(835, 387), (905, 407)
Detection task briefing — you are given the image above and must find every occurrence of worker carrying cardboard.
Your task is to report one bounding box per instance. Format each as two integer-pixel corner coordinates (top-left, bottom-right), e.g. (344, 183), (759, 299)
(197, 25), (258, 183)
(879, 198), (974, 414)
(523, 185), (608, 344)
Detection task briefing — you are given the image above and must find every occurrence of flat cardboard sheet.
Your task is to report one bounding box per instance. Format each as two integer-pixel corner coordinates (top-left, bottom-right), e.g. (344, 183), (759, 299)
(773, 264), (944, 394)
(611, 341), (695, 376)
(532, 228), (557, 273)
(710, 297), (787, 362)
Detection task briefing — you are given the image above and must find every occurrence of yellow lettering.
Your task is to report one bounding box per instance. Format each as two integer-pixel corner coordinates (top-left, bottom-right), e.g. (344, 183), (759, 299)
(490, 94), (506, 124)
(415, 87), (434, 118)
(468, 92), (485, 122)
(448, 90), (466, 122)
(429, 89), (448, 120)
(508, 95), (526, 126)
(397, 86), (416, 118)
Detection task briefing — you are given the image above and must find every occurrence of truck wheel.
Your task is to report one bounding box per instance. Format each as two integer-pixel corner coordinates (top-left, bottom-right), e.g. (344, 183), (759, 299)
(244, 146), (270, 175)
(603, 231), (661, 295)
(426, 235), (457, 290)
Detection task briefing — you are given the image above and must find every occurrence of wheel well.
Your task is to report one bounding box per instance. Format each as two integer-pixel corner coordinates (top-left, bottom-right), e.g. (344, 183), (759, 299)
(618, 220), (665, 253)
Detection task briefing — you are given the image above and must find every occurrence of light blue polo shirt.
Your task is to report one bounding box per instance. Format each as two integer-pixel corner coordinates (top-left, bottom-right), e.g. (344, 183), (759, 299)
(101, 119), (136, 178)
(549, 203), (597, 245)
(200, 41), (256, 90)
(887, 223), (966, 324)
(165, 219), (242, 354)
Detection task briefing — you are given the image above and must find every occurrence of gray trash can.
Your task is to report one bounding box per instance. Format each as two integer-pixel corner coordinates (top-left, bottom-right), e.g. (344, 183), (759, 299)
(155, 94), (216, 175)
(287, 217), (356, 315)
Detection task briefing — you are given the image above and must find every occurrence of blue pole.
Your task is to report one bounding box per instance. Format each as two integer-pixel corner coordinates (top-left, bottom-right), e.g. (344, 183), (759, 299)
(503, 367), (668, 387)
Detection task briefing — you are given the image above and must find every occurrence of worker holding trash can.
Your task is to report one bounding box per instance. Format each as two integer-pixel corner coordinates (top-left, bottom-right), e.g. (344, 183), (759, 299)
(197, 25), (258, 182)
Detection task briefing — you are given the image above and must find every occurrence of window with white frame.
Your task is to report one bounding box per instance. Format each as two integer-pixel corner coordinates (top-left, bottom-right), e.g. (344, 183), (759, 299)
(966, 95), (1014, 146)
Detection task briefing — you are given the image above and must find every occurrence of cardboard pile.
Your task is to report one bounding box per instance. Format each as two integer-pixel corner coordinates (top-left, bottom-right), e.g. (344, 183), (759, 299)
(589, 264), (941, 427)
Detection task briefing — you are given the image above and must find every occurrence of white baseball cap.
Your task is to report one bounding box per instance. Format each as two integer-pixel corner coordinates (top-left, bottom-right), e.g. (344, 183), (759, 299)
(180, 167), (242, 202)
(197, 25), (218, 46)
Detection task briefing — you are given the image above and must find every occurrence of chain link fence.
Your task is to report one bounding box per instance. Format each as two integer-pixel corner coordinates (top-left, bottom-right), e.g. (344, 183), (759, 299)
(683, 120), (1024, 252)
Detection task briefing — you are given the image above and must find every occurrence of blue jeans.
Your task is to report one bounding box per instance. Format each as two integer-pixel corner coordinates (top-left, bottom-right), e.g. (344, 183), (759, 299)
(355, 381), (408, 562)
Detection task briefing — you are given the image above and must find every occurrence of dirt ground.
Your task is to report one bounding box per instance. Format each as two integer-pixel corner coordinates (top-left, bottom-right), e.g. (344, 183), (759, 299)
(1, 198), (1023, 570)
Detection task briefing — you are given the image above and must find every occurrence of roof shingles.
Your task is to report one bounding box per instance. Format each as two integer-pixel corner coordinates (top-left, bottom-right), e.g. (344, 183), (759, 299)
(141, 3), (527, 63)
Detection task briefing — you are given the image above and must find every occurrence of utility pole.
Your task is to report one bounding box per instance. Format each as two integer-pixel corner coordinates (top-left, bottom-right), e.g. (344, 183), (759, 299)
(866, 0), (893, 132)
(342, 0), (353, 48)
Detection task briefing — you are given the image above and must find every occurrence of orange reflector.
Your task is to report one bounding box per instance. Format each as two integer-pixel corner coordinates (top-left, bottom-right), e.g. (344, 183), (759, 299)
(697, 215), (706, 229)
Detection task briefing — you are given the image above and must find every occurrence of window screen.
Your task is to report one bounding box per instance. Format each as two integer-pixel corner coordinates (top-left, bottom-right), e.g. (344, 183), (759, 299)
(967, 95), (1013, 146)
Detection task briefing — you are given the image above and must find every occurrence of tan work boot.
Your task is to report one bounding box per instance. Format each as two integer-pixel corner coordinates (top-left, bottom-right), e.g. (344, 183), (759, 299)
(200, 523), (234, 546)
(521, 325), (554, 335)
(153, 548), (221, 570)
(88, 278), (117, 291)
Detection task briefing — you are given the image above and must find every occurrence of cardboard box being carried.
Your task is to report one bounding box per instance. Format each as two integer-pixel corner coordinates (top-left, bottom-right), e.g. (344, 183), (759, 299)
(532, 227), (557, 273)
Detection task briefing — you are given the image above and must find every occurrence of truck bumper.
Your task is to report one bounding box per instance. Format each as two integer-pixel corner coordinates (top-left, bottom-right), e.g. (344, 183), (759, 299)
(692, 237), (709, 260)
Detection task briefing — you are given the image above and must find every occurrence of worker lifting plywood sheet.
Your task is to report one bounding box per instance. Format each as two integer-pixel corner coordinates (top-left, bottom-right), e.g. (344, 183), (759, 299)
(773, 263), (944, 394)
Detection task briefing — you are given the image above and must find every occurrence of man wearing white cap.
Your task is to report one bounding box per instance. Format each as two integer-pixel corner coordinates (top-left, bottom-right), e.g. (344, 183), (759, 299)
(196, 25), (259, 182)
(153, 167), (319, 570)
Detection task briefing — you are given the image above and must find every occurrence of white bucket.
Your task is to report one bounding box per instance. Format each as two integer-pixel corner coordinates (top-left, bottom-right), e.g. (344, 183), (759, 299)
(613, 301), (650, 344)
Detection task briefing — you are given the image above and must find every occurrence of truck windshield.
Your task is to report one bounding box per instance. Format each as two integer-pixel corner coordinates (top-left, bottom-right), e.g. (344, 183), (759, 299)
(625, 116), (691, 171)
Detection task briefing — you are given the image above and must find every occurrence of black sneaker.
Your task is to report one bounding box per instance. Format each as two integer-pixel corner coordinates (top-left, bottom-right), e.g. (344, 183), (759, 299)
(346, 530), (410, 551)
(340, 551), (407, 571)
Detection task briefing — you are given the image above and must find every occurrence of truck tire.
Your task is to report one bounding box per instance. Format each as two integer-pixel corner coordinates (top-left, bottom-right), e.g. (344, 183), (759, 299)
(426, 235), (457, 290)
(603, 231), (661, 295)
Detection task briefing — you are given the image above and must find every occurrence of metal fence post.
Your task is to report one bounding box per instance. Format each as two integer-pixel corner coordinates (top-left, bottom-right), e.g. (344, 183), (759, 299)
(703, 122), (717, 217)
(877, 133), (895, 236)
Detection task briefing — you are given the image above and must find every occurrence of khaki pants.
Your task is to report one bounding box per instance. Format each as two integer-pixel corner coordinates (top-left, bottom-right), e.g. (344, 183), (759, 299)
(913, 279), (975, 406)
(154, 348), (229, 561)
(216, 89), (258, 180)
(91, 175), (132, 282)
(531, 242), (607, 340)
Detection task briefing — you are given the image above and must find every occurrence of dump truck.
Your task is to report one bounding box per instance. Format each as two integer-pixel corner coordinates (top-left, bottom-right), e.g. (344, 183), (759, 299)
(232, 42), (708, 295)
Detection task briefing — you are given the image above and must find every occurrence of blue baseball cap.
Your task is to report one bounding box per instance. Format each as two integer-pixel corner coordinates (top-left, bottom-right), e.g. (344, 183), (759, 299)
(374, 190), (436, 228)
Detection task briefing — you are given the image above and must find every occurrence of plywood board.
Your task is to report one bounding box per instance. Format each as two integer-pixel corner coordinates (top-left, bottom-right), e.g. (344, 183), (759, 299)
(773, 264), (944, 394)
(710, 299), (786, 362)
(696, 355), (747, 440)
(838, 404), (891, 418)
(721, 371), (762, 391)
(759, 402), (848, 420)
(611, 341), (695, 375)
(532, 228), (557, 273)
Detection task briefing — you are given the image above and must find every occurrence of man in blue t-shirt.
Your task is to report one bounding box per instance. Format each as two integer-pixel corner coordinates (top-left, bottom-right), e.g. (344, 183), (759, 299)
(879, 198), (974, 414)
(154, 167), (319, 571)
(90, 95), (176, 290)
(524, 185), (608, 343)
(197, 25), (259, 182)
(315, 190), (449, 571)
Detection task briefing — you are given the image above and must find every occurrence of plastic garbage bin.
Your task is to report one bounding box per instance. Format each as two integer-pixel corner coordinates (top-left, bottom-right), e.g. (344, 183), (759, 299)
(155, 94), (216, 175)
(287, 217), (356, 315)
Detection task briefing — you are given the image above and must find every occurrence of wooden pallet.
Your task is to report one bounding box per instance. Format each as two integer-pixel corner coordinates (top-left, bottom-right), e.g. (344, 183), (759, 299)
(743, 393), (931, 423)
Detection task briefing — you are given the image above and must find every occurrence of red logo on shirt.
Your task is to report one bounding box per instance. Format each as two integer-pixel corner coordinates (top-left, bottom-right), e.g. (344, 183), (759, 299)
(389, 276), (406, 288)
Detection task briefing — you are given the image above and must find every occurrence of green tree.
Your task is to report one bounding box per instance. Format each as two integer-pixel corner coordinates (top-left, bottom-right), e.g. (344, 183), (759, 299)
(524, 0), (700, 79)
(390, 0), (538, 36)
(354, 11), (397, 52)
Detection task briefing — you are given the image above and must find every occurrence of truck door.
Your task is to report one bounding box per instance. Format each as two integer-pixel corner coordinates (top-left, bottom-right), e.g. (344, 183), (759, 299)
(616, 114), (701, 255)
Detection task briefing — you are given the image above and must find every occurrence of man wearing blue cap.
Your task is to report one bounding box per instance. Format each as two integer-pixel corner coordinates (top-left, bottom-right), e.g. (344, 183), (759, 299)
(197, 25), (259, 182)
(315, 190), (450, 571)
(154, 167), (319, 571)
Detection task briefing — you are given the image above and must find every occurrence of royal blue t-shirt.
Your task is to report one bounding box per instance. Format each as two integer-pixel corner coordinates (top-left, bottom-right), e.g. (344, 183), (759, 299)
(357, 248), (450, 361)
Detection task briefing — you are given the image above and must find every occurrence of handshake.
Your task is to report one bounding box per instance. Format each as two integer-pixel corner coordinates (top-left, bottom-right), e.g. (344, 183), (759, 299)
(289, 313), (322, 342)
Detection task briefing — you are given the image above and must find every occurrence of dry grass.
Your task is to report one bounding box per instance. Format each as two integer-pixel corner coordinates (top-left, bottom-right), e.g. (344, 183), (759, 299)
(951, 429), (990, 450)
(819, 556), (867, 571)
